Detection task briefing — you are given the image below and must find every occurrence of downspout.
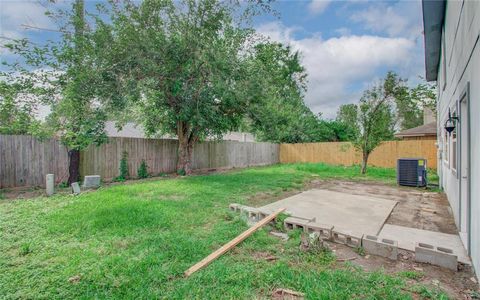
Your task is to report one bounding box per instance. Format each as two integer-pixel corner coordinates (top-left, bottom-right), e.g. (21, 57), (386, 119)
(437, 85), (443, 190)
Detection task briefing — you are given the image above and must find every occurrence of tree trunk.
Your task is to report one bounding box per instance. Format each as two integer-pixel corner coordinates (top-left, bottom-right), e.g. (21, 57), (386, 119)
(176, 138), (194, 175)
(68, 149), (81, 184)
(361, 152), (369, 174)
(175, 121), (193, 176)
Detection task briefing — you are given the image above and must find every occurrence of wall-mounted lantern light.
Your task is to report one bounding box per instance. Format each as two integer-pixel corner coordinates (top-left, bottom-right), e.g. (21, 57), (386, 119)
(444, 108), (459, 135)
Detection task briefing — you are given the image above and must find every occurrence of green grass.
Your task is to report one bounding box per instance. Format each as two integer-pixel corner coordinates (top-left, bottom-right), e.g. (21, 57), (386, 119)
(0, 163), (447, 299)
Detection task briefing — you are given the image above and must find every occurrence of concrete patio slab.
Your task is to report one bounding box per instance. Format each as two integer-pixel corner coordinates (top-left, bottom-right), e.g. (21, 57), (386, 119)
(378, 224), (470, 264)
(258, 189), (397, 238)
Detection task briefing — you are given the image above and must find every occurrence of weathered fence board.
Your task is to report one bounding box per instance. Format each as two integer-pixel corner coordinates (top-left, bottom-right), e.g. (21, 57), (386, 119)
(0, 135), (70, 188)
(80, 138), (279, 180)
(280, 140), (437, 169)
(1, 135), (279, 188)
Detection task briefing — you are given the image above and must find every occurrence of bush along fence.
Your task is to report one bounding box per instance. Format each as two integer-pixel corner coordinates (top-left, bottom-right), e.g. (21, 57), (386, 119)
(0, 135), (279, 188)
(279, 140), (437, 170)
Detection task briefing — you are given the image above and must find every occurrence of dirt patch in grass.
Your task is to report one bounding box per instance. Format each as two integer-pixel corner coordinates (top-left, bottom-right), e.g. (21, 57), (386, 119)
(328, 241), (478, 299)
(250, 251), (278, 262)
(247, 190), (303, 208)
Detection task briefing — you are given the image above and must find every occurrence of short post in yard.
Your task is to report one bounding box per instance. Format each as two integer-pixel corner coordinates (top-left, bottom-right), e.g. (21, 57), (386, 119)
(46, 174), (54, 196)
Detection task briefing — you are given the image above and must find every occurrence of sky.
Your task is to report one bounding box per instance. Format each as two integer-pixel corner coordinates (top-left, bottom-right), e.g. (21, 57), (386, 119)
(0, 0), (427, 119)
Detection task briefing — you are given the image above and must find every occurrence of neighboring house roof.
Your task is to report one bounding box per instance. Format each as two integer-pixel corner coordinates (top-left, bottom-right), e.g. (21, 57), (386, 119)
(104, 121), (147, 138)
(395, 122), (437, 138)
(104, 121), (255, 142)
(422, 0), (446, 81)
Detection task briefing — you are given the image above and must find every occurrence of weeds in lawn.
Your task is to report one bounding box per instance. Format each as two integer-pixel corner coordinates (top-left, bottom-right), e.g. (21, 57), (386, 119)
(274, 212), (289, 232)
(398, 270), (424, 280)
(354, 246), (366, 256)
(411, 284), (449, 299)
(58, 181), (69, 188)
(19, 243), (32, 256)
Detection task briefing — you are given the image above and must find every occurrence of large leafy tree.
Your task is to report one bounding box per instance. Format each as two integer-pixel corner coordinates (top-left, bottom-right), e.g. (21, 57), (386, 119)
(337, 80), (395, 174)
(384, 71), (437, 130)
(0, 82), (43, 135)
(246, 43), (309, 143)
(91, 0), (273, 174)
(4, 0), (107, 184)
(246, 43), (352, 143)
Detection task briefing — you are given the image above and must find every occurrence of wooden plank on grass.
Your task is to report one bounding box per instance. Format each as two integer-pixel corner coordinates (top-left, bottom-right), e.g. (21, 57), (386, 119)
(184, 208), (286, 277)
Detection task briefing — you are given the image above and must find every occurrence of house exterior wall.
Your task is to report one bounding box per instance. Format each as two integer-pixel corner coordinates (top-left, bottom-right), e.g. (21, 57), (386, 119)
(436, 0), (480, 275)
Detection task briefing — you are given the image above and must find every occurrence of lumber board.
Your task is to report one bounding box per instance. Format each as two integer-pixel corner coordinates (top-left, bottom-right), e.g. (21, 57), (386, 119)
(184, 208), (285, 277)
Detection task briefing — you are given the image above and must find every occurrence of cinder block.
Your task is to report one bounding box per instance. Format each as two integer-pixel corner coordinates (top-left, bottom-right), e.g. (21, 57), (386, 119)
(283, 217), (311, 231)
(83, 175), (101, 188)
(332, 229), (361, 248)
(46, 174), (54, 196)
(415, 243), (458, 271)
(229, 203), (240, 212)
(362, 235), (398, 260)
(258, 210), (270, 220)
(240, 206), (260, 221)
(306, 222), (334, 240)
(71, 182), (81, 195)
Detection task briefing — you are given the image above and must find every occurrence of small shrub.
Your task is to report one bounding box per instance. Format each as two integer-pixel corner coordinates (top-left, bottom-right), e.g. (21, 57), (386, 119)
(274, 212), (290, 232)
(115, 151), (129, 181)
(137, 160), (149, 179)
(19, 243), (32, 256)
(354, 246), (365, 256)
(58, 181), (68, 188)
(113, 177), (125, 182)
(176, 168), (186, 176)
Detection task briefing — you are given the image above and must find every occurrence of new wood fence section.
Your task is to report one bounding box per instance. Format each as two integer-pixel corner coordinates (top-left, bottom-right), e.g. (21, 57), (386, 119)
(279, 140), (437, 169)
(0, 135), (279, 188)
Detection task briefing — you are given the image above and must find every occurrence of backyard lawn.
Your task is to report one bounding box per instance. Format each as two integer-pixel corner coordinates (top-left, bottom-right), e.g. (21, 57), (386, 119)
(0, 163), (446, 299)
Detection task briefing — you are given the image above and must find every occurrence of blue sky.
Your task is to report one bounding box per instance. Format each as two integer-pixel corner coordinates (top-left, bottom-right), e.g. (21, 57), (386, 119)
(0, 0), (427, 119)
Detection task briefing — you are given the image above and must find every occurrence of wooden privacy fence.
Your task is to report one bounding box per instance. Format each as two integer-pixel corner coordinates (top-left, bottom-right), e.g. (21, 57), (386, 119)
(0, 135), (279, 188)
(279, 140), (437, 169)
(80, 138), (279, 181)
(0, 135), (70, 188)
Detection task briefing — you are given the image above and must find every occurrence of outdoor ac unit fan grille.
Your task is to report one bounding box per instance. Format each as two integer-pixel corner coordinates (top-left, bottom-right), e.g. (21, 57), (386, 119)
(397, 158), (427, 187)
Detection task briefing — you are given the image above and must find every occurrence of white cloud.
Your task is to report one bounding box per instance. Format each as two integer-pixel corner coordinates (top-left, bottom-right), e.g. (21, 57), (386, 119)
(0, 1), (53, 56)
(0, 1), (52, 39)
(256, 22), (416, 118)
(350, 1), (423, 38)
(308, 0), (331, 15)
(335, 27), (351, 36)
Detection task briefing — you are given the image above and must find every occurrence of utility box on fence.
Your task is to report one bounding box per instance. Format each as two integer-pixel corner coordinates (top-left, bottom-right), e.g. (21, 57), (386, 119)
(397, 158), (427, 187)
